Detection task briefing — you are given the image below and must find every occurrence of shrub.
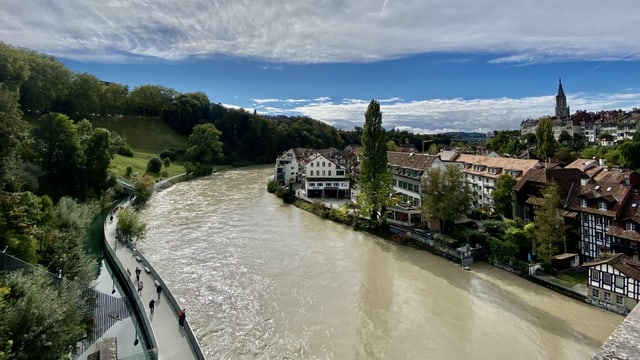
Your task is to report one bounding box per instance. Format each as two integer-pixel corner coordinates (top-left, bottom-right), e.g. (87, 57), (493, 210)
(125, 166), (133, 177)
(160, 149), (178, 160)
(163, 157), (171, 168)
(146, 157), (162, 174)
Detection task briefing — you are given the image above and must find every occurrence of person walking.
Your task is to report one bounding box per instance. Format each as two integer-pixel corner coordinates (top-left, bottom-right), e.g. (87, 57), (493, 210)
(178, 308), (186, 328)
(156, 283), (162, 300)
(135, 267), (141, 282)
(138, 280), (144, 295)
(149, 299), (156, 314)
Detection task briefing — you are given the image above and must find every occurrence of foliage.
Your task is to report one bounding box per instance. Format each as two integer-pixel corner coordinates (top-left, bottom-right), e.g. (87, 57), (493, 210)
(146, 157), (163, 174)
(160, 149), (178, 160)
(128, 85), (177, 117)
(33, 112), (83, 200)
(386, 140), (398, 151)
(618, 141), (640, 170)
(493, 174), (516, 218)
(428, 143), (438, 155)
(503, 226), (534, 261)
(184, 123), (224, 176)
(0, 270), (91, 360)
(358, 100), (393, 224)
(0, 83), (28, 191)
(116, 206), (147, 244)
(488, 237), (518, 262)
(533, 182), (565, 264)
(133, 175), (155, 204)
(483, 220), (506, 238)
(421, 165), (472, 233)
(535, 117), (557, 160)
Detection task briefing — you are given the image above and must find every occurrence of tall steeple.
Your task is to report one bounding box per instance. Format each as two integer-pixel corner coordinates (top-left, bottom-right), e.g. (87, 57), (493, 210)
(555, 78), (570, 119)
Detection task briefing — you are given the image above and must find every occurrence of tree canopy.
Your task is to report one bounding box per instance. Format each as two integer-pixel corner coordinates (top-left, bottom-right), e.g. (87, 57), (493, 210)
(421, 165), (472, 233)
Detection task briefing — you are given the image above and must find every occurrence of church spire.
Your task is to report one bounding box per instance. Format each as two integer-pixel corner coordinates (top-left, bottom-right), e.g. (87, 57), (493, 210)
(555, 78), (570, 119)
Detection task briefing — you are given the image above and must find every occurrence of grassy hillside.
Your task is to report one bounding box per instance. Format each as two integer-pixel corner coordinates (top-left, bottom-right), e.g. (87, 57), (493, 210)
(89, 115), (188, 153)
(88, 116), (188, 179)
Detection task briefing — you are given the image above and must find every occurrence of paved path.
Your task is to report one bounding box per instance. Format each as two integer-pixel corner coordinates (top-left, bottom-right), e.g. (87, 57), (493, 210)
(105, 211), (200, 360)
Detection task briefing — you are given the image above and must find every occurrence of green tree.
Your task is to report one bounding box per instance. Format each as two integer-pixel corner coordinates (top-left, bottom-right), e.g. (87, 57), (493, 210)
(0, 270), (90, 360)
(147, 157), (162, 174)
(116, 206), (147, 245)
(62, 73), (105, 120)
(618, 141), (640, 170)
(0, 84), (28, 190)
(493, 174), (516, 218)
(129, 85), (177, 117)
(83, 128), (113, 198)
(101, 82), (128, 115)
(133, 175), (155, 205)
(358, 100), (393, 223)
(422, 165), (472, 233)
(533, 182), (564, 265)
(19, 51), (72, 113)
(34, 113), (83, 200)
(386, 140), (398, 151)
(535, 117), (557, 160)
(428, 143), (438, 155)
(184, 123), (223, 176)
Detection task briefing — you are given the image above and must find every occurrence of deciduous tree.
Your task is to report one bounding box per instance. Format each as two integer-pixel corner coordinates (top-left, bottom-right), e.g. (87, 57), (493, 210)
(421, 165), (472, 233)
(535, 117), (557, 160)
(185, 123), (223, 176)
(493, 174), (516, 218)
(533, 181), (564, 265)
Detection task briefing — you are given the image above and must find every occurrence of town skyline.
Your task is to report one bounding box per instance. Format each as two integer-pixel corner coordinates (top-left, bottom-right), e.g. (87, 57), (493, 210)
(2, 0), (639, 133)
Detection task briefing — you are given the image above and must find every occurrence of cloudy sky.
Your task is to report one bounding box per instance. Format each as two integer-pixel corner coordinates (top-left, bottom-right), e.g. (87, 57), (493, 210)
(3, 0), (640, 133)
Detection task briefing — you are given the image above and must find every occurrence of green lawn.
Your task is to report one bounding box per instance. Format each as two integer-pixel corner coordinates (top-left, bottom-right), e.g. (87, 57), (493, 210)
(554, 269), (589, 287)
(109, 152), (186, 180)
(90, 115), (188, 153)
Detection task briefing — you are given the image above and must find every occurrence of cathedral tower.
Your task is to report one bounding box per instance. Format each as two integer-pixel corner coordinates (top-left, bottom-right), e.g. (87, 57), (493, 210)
(555, 78), (570, 119)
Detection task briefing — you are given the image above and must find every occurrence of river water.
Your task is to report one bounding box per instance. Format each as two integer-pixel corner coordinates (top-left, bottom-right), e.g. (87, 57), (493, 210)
(139, 166), (622, 360)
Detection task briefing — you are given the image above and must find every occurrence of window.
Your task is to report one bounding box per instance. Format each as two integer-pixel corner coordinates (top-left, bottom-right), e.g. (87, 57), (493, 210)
(310, 170), (314, 176)
(615, 276), (625, 288)
(581, 198), (588, 207)
(627, 221), (636, 231)
(590, 270), (600, 281)
(599, 200), (608, 210)
(616, 295), (624, 305)
(310, 162), (314, 167)
(603, 273), (612, 285)
(328, 170), (332, 176)
(592, 289), (599, 298)
(604, 292), (611, 302)
(337, 170), (345, 176)
(322, 170), (325, 176)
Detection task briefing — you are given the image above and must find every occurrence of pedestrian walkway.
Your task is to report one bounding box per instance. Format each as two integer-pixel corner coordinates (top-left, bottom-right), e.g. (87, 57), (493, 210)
(105, 207), (203, 360)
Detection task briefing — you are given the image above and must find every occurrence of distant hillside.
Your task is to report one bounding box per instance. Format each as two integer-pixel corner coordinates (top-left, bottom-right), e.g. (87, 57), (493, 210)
(89, 116), (188, 154)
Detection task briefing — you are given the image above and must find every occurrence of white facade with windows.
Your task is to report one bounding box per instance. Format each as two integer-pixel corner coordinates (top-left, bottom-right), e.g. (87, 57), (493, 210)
(584, 253), (640, 314)
(303, 154), (350, 198)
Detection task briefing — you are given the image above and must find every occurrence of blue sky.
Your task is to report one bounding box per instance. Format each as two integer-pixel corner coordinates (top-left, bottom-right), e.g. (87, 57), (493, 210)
(2, 1), (640, 133)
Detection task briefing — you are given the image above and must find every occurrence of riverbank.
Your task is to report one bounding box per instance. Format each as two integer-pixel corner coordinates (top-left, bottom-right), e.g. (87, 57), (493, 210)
(102, 203), (205, 359)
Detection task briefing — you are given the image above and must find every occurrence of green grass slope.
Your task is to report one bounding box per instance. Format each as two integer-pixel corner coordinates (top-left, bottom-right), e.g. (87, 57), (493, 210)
(89, 116), (187, 153)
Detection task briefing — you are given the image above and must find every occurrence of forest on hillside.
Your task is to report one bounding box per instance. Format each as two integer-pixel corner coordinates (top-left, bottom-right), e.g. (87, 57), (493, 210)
(1, 42), (453, 166)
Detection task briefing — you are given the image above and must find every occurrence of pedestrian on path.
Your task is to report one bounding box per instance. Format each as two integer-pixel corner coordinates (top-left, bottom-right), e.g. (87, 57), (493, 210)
(135, 267), (141, 282)
(127, 268), (131, 277)
(138, 280), (143, 295)
(178, 308), (186, 328)
(156, 283), (162, 300)
(149, 299), (156, 314)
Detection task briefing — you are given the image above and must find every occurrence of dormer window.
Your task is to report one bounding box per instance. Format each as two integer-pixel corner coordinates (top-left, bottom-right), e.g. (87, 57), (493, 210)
(627, 221), (637, 232)
(598, 200), (608, 210)
(581, 198), (588, 207)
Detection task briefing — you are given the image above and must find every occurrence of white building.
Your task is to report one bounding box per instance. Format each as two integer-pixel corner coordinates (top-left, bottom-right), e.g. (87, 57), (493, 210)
(303, 154), (350, 199)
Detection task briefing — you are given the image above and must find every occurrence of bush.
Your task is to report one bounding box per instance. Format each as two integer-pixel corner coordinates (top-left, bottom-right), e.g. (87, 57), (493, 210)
(146, 157), (163, 174)
(160, 149), (178, 160)
(125, 166), (133, 177)
(117, 144), (134, 157)
(163, 157), (171, 168)
(267, 180), (279, 193)
(160, 170), (169, 178)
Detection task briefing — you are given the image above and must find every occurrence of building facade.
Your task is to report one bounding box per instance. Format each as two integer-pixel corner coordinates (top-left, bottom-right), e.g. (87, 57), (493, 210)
(583, 252), (640, 314)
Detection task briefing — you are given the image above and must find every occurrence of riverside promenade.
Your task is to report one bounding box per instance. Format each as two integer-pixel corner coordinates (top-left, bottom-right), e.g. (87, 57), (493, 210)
(105, 205), (205, 360)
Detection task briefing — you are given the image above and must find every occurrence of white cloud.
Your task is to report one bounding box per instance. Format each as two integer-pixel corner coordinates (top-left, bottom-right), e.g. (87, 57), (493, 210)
(2, 0), (639, 64)
(251, 92), (640, 134)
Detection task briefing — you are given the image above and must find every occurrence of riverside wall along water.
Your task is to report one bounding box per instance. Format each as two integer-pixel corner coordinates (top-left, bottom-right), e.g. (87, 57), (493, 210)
(138, 165), (622, 359)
